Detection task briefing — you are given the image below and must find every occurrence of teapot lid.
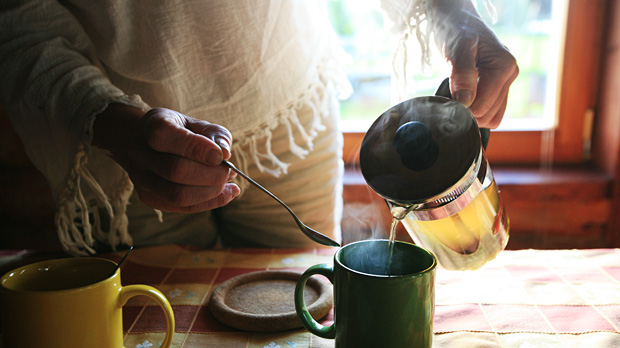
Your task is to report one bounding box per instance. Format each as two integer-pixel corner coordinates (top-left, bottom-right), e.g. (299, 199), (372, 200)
(359, 96), (481, 204)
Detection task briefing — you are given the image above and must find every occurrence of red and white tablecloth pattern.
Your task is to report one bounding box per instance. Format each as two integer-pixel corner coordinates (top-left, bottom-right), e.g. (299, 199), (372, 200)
(433, 248), (620, 347)
(2, 245), (620, 347)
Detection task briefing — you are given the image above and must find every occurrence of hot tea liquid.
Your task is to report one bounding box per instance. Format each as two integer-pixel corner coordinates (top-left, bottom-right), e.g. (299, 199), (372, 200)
(385, 217), (399, 275)
(401, 179), (509, 270)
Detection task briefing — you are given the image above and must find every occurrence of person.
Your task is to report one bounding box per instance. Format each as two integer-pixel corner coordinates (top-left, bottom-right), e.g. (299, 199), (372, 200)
(0, 0), (517, 255)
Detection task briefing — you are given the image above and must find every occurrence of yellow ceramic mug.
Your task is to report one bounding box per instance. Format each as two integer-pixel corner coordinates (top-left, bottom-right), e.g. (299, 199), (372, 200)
(0, 257), (175, 348)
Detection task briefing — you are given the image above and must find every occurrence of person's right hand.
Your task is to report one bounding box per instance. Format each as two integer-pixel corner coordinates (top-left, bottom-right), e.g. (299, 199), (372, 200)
(93, 104), (240, 213)
(430, 0), (519, 129)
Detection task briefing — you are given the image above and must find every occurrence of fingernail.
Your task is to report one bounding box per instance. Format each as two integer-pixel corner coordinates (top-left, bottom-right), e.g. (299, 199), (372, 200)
(206, 150), (223, 166)
(455, 90), (473, 107)
(227, 183), (241, 199)
(217, 139), (230, 152)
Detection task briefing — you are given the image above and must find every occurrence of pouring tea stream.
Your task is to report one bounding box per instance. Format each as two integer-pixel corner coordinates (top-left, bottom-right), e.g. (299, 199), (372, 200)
(360, 79), (509, 271)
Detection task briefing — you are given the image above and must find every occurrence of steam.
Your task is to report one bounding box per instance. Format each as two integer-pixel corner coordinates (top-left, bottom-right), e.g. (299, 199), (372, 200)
(341, 200), (391, 243)
(362, 97), (474, 188)
(345, 135), (392, 245)
(341, 240), (431, 276)
(343, 241), (394, 275)
(372, 97), (473, 148)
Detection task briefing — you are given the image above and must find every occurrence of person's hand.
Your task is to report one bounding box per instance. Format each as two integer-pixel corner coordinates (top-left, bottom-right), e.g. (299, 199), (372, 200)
(431, 0), (519, 129)
(93, 104), (240, 212)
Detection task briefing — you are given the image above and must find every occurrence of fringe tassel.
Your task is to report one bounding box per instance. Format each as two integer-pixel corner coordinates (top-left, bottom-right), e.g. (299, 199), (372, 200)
(56, 145), (102, 255)
(390, 0), (432, 102)
(393, 33), (411, 102)
(231, 54), (350, 192)
(107, 171), (134, 248)
(154, 209), (164, 223)
(55, 143), (134, 255)
(54, 94), (146, 255)
(282, 115), (310, 159)
(288, 107), (314, 151)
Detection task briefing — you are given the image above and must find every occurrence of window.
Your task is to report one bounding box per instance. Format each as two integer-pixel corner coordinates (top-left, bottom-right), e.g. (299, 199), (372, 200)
(330, 0), (602, 166)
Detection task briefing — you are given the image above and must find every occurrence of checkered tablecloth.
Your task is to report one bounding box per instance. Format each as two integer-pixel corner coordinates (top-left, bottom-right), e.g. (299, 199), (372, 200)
(432, 248), (620, 347)
(3, 245), (620, 347)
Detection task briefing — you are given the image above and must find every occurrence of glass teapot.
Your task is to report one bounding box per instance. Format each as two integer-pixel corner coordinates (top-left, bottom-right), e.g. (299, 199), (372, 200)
(359, 79), (509, 270)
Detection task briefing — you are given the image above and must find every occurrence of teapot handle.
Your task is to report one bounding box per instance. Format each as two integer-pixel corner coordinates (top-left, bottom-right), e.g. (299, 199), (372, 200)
(435, 78), (490, 150)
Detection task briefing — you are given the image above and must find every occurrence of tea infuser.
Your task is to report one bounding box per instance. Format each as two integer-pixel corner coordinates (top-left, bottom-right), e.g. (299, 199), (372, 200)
(358, 78), (509, 270)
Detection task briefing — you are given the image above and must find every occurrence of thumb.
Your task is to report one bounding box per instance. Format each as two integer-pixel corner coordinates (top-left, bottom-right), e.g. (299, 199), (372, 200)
(448, 38), (479, 108)
(185, 118), (233, 161)
(142, 108), (225, 165)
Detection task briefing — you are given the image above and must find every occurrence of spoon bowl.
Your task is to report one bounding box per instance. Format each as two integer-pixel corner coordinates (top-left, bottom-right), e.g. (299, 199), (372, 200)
(224, 161), (340, 247)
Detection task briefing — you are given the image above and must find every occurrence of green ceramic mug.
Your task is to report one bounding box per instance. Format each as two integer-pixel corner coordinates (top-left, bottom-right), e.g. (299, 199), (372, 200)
(295, 239), (436, 348)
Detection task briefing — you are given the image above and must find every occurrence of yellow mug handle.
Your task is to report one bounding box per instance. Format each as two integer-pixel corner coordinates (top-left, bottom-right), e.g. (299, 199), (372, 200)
(119, 285), (175, 348)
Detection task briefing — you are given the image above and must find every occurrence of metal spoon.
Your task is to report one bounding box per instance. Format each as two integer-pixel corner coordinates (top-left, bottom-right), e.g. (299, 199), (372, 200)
(108, 245), (133, 278)
(224, 160), (340, 247)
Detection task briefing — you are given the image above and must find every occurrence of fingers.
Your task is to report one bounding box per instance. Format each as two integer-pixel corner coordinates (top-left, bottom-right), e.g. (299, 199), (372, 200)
(448, 37), (518, 129)
(136, 149), (237, 186)
(440, 5), (519, 129)
(186, 117), (233, 161)
(449, 37), (479, 108)
(128, 108), (239, 212)
(127, 148), (240, 212)
(129, 164), (240, 212)
(141, 108), (233, 166)
(136, 182), (241, 213)
(470, 61), (519, 128)
(488, 98), (508, 129)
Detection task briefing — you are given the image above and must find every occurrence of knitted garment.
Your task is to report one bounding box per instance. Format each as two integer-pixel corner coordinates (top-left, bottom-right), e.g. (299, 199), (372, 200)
(0, 0), (440, 255)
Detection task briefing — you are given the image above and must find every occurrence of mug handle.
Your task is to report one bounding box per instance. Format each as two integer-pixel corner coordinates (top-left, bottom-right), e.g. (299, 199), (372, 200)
(119, 285), (175, 348)
(294, 264), (336, 339)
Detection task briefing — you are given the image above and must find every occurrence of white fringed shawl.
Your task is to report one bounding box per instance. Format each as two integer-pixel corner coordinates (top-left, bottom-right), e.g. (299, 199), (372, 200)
(0, 0), (351, 255)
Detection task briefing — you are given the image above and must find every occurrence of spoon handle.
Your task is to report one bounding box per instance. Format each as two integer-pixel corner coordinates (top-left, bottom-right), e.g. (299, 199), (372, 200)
(225, 161), (291, 214)
(109, 245), (133, 278)
(224, 161), (340, 247)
